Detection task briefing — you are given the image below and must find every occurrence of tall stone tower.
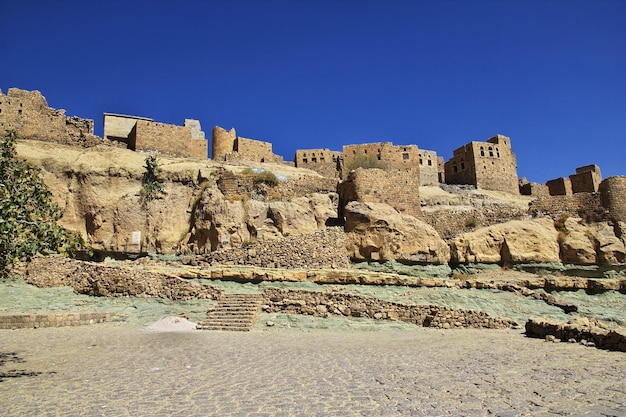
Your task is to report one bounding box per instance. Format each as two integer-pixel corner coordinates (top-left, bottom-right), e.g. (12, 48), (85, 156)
(212, 126), (236, 161)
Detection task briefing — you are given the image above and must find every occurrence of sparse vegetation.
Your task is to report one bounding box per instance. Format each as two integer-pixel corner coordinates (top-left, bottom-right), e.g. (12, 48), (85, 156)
(346, 154), (389, 171)
(464, 217), (478, 229)
(241, 167), (279, 186)
(141, 155), (164, 202)
(0, 130), (88, 278)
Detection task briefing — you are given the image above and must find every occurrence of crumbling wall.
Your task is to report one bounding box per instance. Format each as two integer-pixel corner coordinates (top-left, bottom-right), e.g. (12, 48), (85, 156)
(338, 168), (422, 219)
(132, 119), (207, 159)
(211, 125), (282, 163)
(0, 88), (99, 146)
(342, 142), (420, 178)
(570, 164), (602, 193)
(294, 148), (342, 178)
(547, 177), (573, 196)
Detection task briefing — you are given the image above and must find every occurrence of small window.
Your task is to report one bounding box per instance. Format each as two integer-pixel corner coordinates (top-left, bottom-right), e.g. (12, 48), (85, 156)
(18, 109), (22, 115)
(364, 149), (367, 154)
(402, 153), (409, 160)
(302, 158), (308, 164)
(377, 155), (381, 160)
(312, 157), (317, 163)
(488, 146), (494, 157)
(453, 165), (458, 173)
(461, 162), (465, 170)
(428, 159), (432, 166)
(303, 153), (306, 157)
(419, 158), (423, 165)
(496, 148), (500, 158)
(320, 157), (325, 162)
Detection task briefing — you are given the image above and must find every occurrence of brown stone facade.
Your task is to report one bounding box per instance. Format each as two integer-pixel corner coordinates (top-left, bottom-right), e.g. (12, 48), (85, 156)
(294, 148), (342, 178)
(529, 192), (603, 221)
(0, 88), (97, 146)
(338, 168), (422, 220)
(444, 135), (519, 194)
(599, 176), (626, 225)
(212, 126), (282, 163)
(103, 113), (208, 159)
(546, 165), (603, 196)
(342, 142), (420, 178)
(418, 149), (439, 185)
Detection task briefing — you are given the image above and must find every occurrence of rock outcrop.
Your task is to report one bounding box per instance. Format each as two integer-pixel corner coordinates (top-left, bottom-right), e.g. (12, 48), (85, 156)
(450, 218), (560, 264)
(558, 217), (626, 265)
(343, 201), (450, 264)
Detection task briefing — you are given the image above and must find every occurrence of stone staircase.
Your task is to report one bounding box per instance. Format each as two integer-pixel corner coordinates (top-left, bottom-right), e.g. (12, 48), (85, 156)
(197, 293), (264, 331)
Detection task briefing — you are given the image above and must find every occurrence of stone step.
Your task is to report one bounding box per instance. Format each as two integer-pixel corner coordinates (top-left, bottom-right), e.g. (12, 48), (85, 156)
(197, 293), (264, 332)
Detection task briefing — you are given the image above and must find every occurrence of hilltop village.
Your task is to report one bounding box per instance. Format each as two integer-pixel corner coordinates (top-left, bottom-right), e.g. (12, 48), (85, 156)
(2, 87), (626, 265)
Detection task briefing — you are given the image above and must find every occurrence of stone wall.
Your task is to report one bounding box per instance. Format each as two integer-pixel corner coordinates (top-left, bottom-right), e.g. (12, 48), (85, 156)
(342, 142), (420, 178)
(337, 168), (422, 219)
(525, 317), (626, 352)
(423, 205), (530, 241)
(519, 181), (549, 197)
(418, 149), (439, 185)
(25, 256), (223, 300)
(132, 119), (207, 159)
(0, 312), (113, 329)
(263, 287), (518, 329)
(571, 164), (602, 193)
(529, 192), (604, 221)
(212, 126), (282, 163)
(546, 177), (572, 196)
(444, 135), (519, 195)
(103, 113), (208, 159)
(198, 228), (350, 269)
(294, 148), (342, 178)
(599, 176), (626, 225)
(0, 88), (99, 146)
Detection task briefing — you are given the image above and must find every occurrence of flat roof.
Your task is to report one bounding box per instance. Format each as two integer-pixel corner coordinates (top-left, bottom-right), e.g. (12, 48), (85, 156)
(103, 112), (153, 122)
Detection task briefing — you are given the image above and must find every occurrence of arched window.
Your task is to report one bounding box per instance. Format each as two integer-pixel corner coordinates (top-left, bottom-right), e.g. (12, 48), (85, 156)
(480, 146), (485, 157)
(496, 148), (500, 158)
(488, 146), (494, 157)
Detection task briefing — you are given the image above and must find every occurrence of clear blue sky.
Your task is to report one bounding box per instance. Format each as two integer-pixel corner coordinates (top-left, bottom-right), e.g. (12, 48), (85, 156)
(1, 0), (624, 183)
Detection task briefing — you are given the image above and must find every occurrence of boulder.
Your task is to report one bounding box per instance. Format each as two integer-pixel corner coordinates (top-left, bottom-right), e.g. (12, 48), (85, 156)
(343, 201), (450, 264)
(558, 218), (626, 266)
(268, 200), (319, 235)
(450, 218), (560, 264)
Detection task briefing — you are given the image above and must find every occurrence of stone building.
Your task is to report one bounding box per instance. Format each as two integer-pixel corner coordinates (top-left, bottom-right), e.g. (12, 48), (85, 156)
(444, 134), (519, 194)
(0, 88), (96, 145)
(338, 168), (422, 220)
(342, 142), (420, 179)
(546, 165), (602, 196)
(294, 148), (342, 178)
(418, 149), (439, 186)
(212, 126), (283, 163)
(103, 113), (208, 159)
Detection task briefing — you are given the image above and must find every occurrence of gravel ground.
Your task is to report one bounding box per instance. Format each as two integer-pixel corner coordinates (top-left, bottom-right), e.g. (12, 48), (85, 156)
(1, 324), (625, 416)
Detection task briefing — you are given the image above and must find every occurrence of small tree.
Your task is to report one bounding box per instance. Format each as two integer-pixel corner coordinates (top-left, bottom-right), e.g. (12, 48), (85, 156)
(0, 130), (87, 278)
(141, 155), (164, 202)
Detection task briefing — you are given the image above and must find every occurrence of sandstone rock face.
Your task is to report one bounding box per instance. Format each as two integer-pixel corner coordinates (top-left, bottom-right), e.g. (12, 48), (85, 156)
(450, 218), (560, 264)
(186, 186), (335, 254)
(343, 201), (450, 264)
(558, 217), (626, 266)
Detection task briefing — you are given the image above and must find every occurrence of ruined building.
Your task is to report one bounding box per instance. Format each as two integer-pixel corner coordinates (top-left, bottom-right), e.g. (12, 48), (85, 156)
(294, 148), (342, 178)
(337, 142), (423, 219)
(444, 134), (519, 194)
(546, 165), (602, 196)
(103, 113), (208, 159)
(0, 88), (97, 146)
(212, 126), (283, 163)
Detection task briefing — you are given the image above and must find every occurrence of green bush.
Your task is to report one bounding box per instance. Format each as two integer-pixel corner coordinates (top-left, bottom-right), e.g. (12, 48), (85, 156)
(241, 168), (279, 186)
(141, 155), (164, 202)
(0, 130), (88, 278)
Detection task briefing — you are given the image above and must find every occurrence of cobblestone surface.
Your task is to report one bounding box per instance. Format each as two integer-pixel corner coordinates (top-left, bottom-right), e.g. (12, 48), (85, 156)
(1, 325), (625, 416)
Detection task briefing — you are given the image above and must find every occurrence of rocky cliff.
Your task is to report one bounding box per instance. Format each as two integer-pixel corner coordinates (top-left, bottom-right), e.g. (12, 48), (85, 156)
(15, 139), (626, 270)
